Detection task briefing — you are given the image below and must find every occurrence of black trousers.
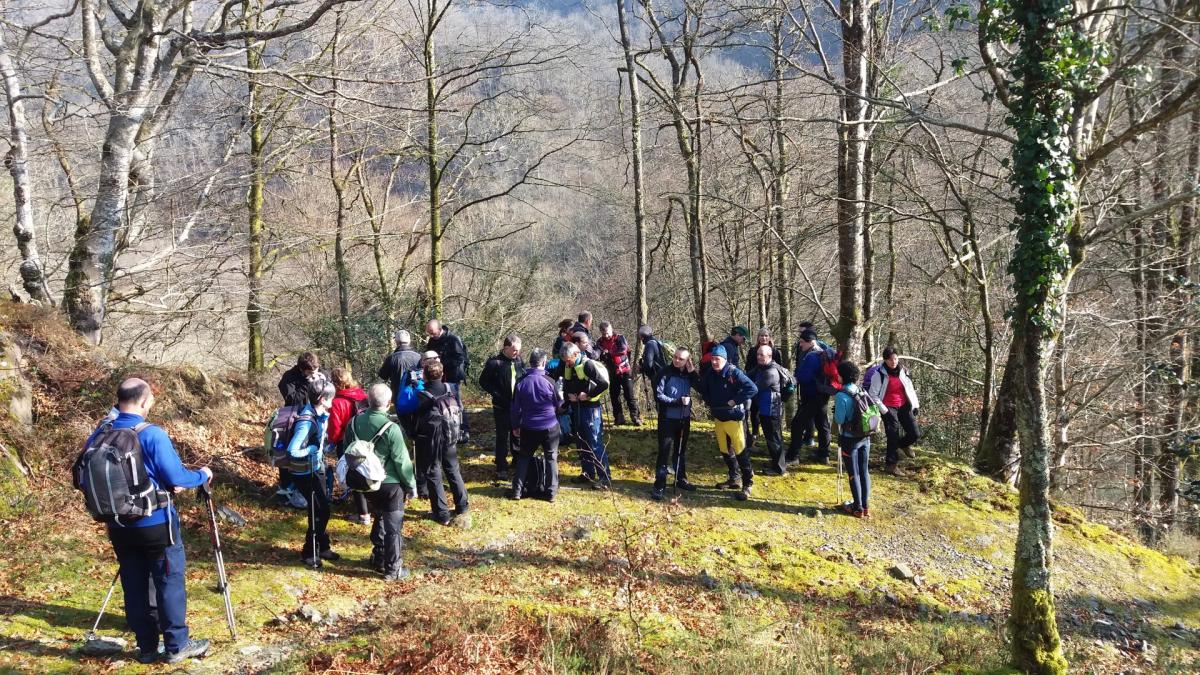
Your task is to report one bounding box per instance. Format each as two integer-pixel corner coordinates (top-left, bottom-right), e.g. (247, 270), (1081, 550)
(418, 435), (469, 521)
(293, 473), (331, 557)
(761, 415), (785, 473)
(654, 417), (690, 491)
(883, 403), (920, 465)
(513, 425), (560, 499)
(397, 414), (426, 499)
(492, 406), (515, 471)
(609, 371), (641, 423)
(789, 395), (830, 460)
(369, 484), (406, 574)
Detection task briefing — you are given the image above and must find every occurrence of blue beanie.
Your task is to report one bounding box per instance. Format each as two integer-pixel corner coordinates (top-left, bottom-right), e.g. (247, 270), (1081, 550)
(710, 344), (728, 359)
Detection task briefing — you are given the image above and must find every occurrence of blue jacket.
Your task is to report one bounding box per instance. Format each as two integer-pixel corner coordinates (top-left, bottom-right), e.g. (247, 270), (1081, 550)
(84, 412), (207, 529)
(834, 383), (864, 438)
(794, 347), (826, 398)
(286, 403), (329, 476)
(696, 363), (757, 421)
(655, 366), (698, 420)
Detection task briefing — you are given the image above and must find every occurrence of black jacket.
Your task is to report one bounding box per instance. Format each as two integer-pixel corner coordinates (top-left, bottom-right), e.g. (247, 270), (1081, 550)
(640, 336), (666, 383)
(378, 346), (422, 394)
(478, 352), (526, 409)
(549, 356), (609, 407)
(278, 365), (327, 407)
(425, 328), (468, 383)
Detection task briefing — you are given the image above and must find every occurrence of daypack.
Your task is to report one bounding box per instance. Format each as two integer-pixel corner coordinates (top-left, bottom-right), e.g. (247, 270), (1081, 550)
(699, 340), (717, 367)
(394, 366), (424, 414)
(337, 420), (393, 492)
(817, 348), (844, 396)
(267, 405), (315, 472)
(420, 390), (462, 444)
(862, 362), (883, 391)
(72, 422), (168, 523)
(776, 363), (798, 401)
(845, 389), (885, 439)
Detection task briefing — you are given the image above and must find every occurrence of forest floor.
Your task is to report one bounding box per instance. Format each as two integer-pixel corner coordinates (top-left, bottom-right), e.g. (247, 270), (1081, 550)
(1, 303), (1199, 674)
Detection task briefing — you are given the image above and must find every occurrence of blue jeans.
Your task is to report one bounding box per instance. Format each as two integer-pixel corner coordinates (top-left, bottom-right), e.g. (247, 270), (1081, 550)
(840, 435), (871, 511)
(572, 405), (609, 484)
(108, 518), (189, 654)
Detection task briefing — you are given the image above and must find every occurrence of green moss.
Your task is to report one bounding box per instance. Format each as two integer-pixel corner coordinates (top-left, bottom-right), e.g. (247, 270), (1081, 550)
(1008, 588), (1068, 675)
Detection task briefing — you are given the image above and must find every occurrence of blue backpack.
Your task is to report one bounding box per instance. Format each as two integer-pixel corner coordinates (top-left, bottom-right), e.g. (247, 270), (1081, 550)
(394, 366), (425, 414)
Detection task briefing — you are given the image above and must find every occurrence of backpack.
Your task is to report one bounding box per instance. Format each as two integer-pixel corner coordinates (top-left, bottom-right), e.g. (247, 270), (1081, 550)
(776, 363), (798, 401)
(337, 420), (393, 492)
(699, 340), (717, 367)
(862, 362), (883, 391)
(72, 422), (167, 523)
(394, 366), (424, 414)
(845, 389), (885, 439)
(421, 390), (462, 444)
(267, 405), (315, 471)
(817, 348), (844, 396)
(650, 338), (675, 372)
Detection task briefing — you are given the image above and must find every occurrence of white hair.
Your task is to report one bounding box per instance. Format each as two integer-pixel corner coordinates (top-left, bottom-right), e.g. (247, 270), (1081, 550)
(368, 383), (392, 410)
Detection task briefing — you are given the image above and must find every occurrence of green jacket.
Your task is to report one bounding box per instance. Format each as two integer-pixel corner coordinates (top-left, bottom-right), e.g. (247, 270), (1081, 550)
(342, 410), (415, 492)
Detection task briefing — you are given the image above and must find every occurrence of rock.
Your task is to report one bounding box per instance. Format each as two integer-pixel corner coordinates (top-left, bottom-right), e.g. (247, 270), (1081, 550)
(325, 611), (340, 625)
(80, 635), (127, 656)
(1173, 620), (1187, 630)
(890, 563), (915, 581)
(0, 333), (33, 429)
(217, 505), (247, 526)
(564, 526), (592, 541)
(884, 592), (900, 605)
(698, 570), (718, 590)
(299, 604), (322, 624)
(712, 546), (728, 557)
(239, 645), (264, 655)
(912, 575), (925, 588)
(1092, 619), (1119, 639)
(733, 582), (760, 599)
(609, 556), (631, 571)
(753, 541), (772, 553)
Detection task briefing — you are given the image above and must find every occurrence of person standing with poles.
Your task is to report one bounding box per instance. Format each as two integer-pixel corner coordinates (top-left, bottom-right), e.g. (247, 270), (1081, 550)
(552, 342), (611, 489)
(75, 378), (213, 664)
(651, 347), (700, 500)
(285, 382), (338, 569)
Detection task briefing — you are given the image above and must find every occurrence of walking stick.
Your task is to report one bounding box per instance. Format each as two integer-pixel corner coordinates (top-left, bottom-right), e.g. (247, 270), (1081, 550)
(85, 569), (120, 641)
(200, 483), (238, 641)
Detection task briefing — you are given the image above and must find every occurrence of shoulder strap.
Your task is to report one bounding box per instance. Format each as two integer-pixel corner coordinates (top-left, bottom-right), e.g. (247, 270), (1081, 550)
(370, 421), (394, 443)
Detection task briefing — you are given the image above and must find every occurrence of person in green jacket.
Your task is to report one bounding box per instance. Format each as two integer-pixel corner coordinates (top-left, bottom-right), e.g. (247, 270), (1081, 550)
(343, 383), (417, 581)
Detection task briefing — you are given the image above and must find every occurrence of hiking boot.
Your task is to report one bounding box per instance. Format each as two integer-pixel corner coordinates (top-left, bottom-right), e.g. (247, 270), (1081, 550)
(614, 418), (628, 427)
(459, 431), (471, 444)
(666, 464), (676, 476)
(650, 488), (665, 501)
(762, 468), (785, 477)
(735, 486), (751, 501)
(350, 514), (371, 526)
(571, 474), (593, 485)
(714, 478), (741, 490)
(319, 549), (340, 561)
(675, 480), (698, 492)
(861, 508), (871, 519)
(165, 639), (210, 664)
(591, 480), (610, 491)
(135, 649), (161, 664)
(805, 453), (828, 465)
(545, 492), (556, 503)
(383, 568), (409, 582)
(747, 434), (758, 449)
(434, 514), (452, 526)
(884, 464), (906, 477)
(507, 489), (521, 501)
(903, 445), (917, 459)
(631, 418), (644, 427)
(840, 502), (863, 518)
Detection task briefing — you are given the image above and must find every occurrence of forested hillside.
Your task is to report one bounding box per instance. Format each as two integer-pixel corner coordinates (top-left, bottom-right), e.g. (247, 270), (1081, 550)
(2, 0), (1199, 672)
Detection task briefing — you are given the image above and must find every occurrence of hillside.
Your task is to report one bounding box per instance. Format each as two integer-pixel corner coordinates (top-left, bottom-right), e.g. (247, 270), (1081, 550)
(0, 302), (1198, 674)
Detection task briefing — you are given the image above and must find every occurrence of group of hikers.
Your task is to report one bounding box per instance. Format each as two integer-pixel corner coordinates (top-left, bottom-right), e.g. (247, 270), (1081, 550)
(71, 313), (922, 664)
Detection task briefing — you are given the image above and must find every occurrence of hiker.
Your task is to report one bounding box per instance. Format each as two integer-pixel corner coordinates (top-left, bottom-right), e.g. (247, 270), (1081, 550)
(572, 330), (601, 361)
(596, 322), (642, 426)
(327, 368), (370, 525)
(790, 329), (832, 464)
(748, 345), (792, 475)
(718, 326), (749, 368)
(834, 360), (872, 518)
(276, 353), (326, 506)
(479, 334), (526, 481)
(866, 346), (921, 476)
(551, 318), (574, 358)
(570, 310), (593, 338)
(636, 325), (668, 385)
(345, 383), (417, 580)
(378, 330), (423, 431)
(509, 348), (561, 501)
(424, 319), (471, 443)
(81, 378), (212, 664)
(748, 328), (784, 448)
(286, 381), (338, 569)
(552, 342), (611, 489)
(652, 346), (700, 500)
(695, 345), (758, 500)
(416, 360), (471, 526)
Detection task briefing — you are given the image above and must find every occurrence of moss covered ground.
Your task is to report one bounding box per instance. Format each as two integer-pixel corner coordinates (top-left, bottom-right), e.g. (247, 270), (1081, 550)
(0, 303), (1198, 673)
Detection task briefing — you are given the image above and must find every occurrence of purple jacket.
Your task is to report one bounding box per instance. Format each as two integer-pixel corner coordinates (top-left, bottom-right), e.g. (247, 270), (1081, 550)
(510, 368), (560, 431)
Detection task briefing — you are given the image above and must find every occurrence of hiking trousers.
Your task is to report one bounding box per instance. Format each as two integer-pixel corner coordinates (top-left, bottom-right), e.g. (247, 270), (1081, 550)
(840, 435), (871, 511)
(609, 371), (641, 424)
(513, 425), (561, 499)
(789, 395), (830, 460)
(369, 484), (406, 574)
(108, 519), (189, 655)
(883, 403), (920, 466)
(571, 404), (609, 484)
(492, 406), (516, 472)
(654, 417), (690, 491)
(418, 434), (469, 522)
(293, 472), (331, 557)
(760, 414), (785, 473)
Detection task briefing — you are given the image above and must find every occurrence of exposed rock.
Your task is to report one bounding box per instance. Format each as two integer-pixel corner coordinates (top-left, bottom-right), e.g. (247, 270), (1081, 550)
(890, 563), (915, 581)
(217, 504), (247, 526)
(698, 569), (718, 590)
(80, 635), (126, 656)
(299, 604), (322, 624)
(609, 556), (631, 571)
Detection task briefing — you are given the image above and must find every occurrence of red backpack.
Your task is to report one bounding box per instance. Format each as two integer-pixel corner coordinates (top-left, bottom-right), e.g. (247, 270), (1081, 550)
(818, 348), (844, 395)
(699, 340), (718, 367)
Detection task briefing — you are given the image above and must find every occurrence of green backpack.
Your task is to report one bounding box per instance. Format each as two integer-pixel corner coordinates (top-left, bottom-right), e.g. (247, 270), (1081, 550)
(846, 389), (885, 439)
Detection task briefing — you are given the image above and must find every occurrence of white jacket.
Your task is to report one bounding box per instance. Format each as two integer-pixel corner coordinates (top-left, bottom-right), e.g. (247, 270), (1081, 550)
(867, 366), (919, 411)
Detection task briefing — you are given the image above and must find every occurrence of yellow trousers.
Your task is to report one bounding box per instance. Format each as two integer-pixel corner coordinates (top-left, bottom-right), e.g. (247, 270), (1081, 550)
(714, 419), (746, 455)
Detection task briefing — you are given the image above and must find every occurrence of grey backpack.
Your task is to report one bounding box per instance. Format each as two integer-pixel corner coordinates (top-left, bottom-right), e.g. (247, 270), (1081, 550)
(72, 423), (168, 522)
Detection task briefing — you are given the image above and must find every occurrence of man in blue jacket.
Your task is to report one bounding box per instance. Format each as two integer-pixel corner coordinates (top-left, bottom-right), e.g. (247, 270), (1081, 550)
(84, 378), (212, 664)
(695, 345), (758, 501)
(652, 346), (700, 500)
(789, 329), (833, 463)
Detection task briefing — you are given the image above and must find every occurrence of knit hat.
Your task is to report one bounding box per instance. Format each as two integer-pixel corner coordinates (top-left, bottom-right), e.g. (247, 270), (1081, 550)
(732, 325), (749, 338)
(799, 329), (818, 342)
(710, 344), (728, 359)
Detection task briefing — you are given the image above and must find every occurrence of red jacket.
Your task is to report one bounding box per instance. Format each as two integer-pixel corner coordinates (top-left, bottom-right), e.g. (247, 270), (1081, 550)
(327, 387), (368, 445)
(596, 334), (632, 376)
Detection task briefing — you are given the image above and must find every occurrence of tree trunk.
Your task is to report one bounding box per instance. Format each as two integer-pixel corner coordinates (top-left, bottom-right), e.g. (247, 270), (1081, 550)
(977, 337), (1022, 483)
(328, 11), (353, 362)
(0, 33), (50, 303)
(834, 0), (869, 362)
(424, 7), (443, 319)
(245, 0), (266, 372)
(617, 0), (648, 334)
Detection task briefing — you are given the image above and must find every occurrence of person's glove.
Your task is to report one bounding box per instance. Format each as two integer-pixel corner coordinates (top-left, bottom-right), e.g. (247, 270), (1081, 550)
(200, 467), (214, 484)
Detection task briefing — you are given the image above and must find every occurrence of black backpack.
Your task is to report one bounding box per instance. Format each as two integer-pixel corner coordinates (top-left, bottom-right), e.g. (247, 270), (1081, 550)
(72, 423), (167, 523)
(420, 390), (462, 444)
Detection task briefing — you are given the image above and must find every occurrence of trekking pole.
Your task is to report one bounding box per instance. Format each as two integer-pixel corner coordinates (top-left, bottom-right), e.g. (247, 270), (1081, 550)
(672, 423), (686, 499)
(835, 445), (844, 508)
(200, 482), (238, 641)
(85, 569), (120, 642)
